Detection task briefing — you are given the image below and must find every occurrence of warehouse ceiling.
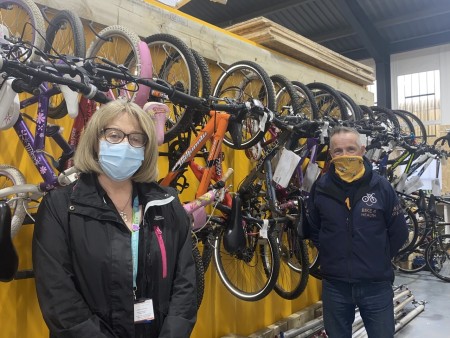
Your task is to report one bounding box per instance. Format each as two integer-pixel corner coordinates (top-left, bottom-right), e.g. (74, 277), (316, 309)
(178, 0), (450, 62)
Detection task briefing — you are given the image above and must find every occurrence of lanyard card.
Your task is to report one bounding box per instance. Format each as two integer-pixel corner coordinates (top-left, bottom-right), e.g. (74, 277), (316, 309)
(134, 299), (154, 323)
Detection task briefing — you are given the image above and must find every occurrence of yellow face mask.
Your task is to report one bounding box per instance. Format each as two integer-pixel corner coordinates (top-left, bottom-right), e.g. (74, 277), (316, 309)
(331, 156), (365, 183)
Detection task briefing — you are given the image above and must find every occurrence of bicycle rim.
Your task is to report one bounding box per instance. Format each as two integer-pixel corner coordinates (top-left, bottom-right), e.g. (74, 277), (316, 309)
(425, 234), (450, 282)
(307, 82), (348, 120)
(145, 33), (199, 142)
(392, 238), (429, 273)
(272, 226), (309, 300)
(212, 60), (276, 150)
(0, 165), (27, 238)
(44, 10), (86, 119)
(291, 81), (319, 120)
(214, 226), (280, 301)
(0, 0), (45, 61)
(86, 25), (149, 105)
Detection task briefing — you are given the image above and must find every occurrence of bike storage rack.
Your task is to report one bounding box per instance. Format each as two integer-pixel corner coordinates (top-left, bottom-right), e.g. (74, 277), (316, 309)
(221, 284), (425, 338)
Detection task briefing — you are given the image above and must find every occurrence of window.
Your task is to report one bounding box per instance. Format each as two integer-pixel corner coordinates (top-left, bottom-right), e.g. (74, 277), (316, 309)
(397, 70), (441, 137)
(367, 81), (377, 106)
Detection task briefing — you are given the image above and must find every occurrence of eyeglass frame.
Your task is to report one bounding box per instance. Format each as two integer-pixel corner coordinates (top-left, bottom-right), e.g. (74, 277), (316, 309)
(100, 128), (148, 148)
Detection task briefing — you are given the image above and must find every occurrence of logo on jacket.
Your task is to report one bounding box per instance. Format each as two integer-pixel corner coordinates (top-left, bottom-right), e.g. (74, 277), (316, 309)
(362, 193), (377, 206)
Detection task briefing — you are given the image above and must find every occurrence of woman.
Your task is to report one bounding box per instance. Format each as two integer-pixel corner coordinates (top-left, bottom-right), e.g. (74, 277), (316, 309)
(33, 100), (197, 337)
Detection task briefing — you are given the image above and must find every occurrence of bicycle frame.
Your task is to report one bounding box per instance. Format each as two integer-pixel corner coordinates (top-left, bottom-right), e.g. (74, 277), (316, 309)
(11, 85), (73, 192)
(160, 110), (231, 199)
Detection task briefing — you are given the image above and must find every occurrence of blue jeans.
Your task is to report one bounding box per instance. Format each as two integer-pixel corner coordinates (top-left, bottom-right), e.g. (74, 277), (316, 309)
(322, 279), (394, 338)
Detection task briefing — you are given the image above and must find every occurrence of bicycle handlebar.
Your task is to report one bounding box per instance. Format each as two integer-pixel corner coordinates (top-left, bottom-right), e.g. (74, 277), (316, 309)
(0, 56), (110, 104)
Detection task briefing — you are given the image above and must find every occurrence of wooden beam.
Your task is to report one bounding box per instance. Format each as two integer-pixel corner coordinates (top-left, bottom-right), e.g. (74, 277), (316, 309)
(33, 0), (374, 103)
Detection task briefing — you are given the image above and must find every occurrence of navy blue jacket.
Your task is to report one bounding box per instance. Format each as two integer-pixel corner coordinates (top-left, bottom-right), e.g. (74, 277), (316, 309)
(307, 160), (408, 283)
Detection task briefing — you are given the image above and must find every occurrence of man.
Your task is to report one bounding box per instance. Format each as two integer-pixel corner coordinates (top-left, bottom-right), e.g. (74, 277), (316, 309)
(307, 126), (408, 338)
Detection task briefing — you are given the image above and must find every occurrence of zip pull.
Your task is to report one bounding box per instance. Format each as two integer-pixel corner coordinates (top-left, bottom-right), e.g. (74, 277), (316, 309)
(133, 287), (137, 301)
(153, 225), (167, 279)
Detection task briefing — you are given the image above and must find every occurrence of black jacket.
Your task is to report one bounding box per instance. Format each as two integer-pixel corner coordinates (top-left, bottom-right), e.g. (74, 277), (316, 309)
(307, 160), (408, 283)
(32, 173), (197, 338)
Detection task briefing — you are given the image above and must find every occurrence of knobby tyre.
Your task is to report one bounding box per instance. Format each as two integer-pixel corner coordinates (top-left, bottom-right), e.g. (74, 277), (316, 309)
(270, 74), (303, 117)
(213, 226), (280, 301)
(0, 165), (27, 238)
(291, 81), (319, 120)
(212, 60), (276, 150)
(44, 10), (86, 119)
(144, 33), (199, 143)
(307, 82), (348, 120)
(192, 243), (205, 309)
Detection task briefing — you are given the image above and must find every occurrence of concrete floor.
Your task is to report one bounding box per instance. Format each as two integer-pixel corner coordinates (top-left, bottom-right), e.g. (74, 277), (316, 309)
(394, 270), (450, 337)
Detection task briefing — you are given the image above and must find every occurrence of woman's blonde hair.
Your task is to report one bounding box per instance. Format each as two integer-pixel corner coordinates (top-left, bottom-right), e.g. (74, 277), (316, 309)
(73, 99), (159, 182)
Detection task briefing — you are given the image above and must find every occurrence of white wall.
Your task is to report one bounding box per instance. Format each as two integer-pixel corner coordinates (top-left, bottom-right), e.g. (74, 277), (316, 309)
(360, 43), (450, 124)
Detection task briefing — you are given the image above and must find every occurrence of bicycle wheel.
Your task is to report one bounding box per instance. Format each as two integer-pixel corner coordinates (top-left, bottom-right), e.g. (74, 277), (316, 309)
(44, 10), (86, 119)
(397, 207), (419, 255)
(425, 234), (450, 282)
(291, 81), (319, 120)
(272, 225), (309, 300)
(212, 60), (276, 150)
(144, 33), (199, 142)
(270, 74), (302, 117)
(87, 25), (151, 106)
(0, 165), (27, 238)
(307, 82), (348, 120)
(395, 109), (427, 145)
(338, 91), (362, 121)
(370, 106), (400, 135)
(192, 243), (205, 309)
(392, 110), (416, 144)
(190, 48), (212, 128)
(392, 238), (429, 273)
(214, 225), (280, 301)
(0, 0), (45, 61)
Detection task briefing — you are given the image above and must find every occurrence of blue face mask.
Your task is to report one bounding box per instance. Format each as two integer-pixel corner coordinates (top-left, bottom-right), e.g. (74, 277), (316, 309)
(98, 140), (145, 181)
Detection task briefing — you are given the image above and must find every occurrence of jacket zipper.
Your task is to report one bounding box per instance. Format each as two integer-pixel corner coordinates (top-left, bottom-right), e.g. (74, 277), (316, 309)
(154, 225), (167, 279)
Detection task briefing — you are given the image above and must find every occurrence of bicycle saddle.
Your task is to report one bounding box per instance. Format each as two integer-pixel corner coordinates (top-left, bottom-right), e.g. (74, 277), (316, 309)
(0, 200), (19, 282)
(427, 194), (437, 218)
(417, 189), (427, 213)
(223, 194), (246, 254)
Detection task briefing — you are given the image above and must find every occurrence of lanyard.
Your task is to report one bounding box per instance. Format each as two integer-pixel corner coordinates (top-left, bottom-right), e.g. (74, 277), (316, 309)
(131, 196), (142, 293)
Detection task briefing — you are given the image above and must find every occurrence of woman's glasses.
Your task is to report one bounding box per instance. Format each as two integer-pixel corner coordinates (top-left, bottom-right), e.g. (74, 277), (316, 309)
(101, 128), (148, 148)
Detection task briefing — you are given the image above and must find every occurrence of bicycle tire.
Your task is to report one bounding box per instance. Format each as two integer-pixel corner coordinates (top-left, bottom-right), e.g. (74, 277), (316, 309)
(270, 74), (303, 117)
(272, 225), (309, 300)
(0, 0), (45, 61)
(370, 106), (400, 134)
(192, 243), (205, 309)
(338, 91), (362, 121)
(395, 109), (427, 145)
(212, 60), (276, 150)
(0, 165), (27, 238)
(425, 233), (450, 282)
(201, 231), (215, 273)
(214, 225), (280, 301)
(307, 82), (348, 120)
(397, 207), (419, 255)
(392, 109), (416, 144)
(144, 33), (199, 143)
(291, 81), (319, 120)
(392, 238), (429, 273)
(44, 10), (86, 119)
(191, 48), (212, 128)
(87, 25), (151, 106)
